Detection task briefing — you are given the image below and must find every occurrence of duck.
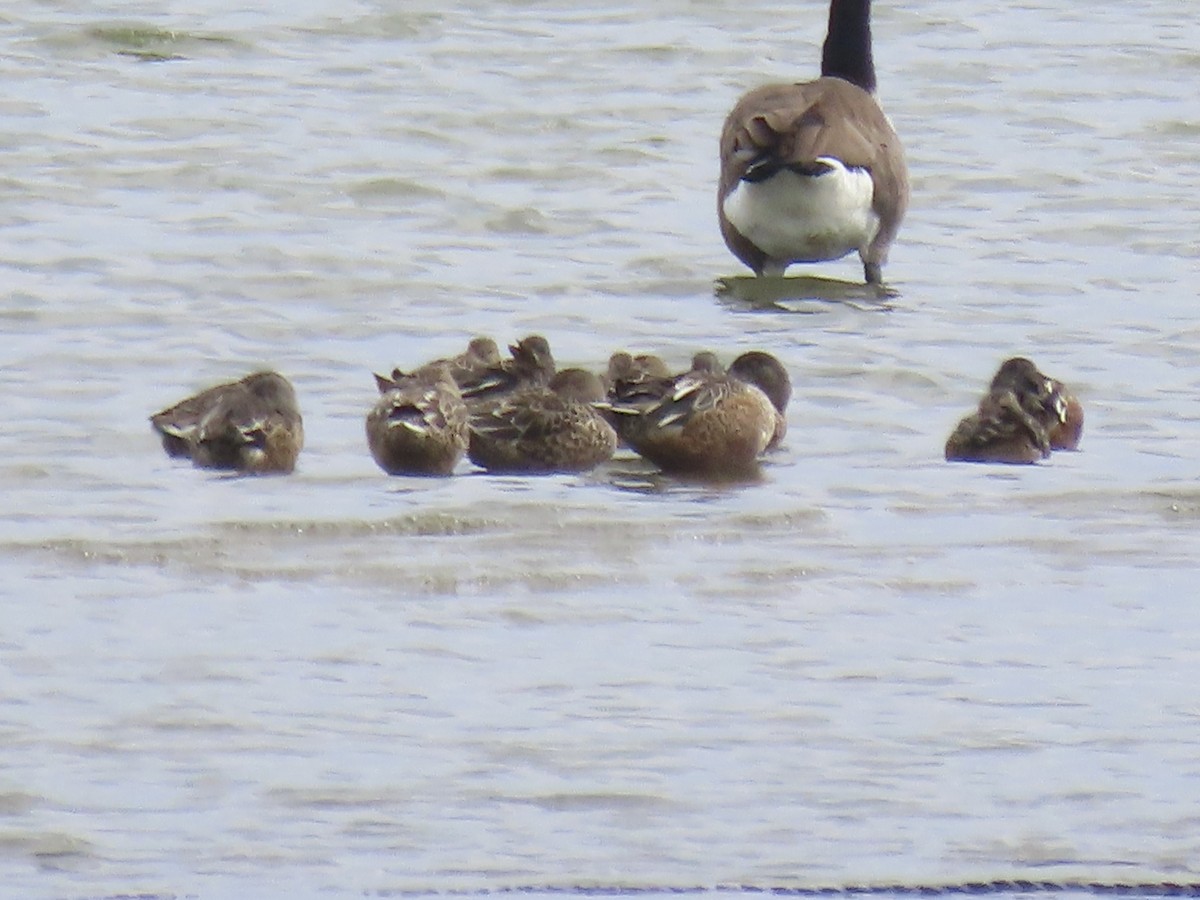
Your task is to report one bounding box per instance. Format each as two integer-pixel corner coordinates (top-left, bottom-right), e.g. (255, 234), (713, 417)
(1048, 379), (1084, 451)
(606, 352), (779, 479)
(467, 368), (617, 474)
(366, 363), (469, 476)
(718, 0), (908, 285)
(987, 356), (1083, 451)
(605, 351), (722, 446)
(603, 351), (671, 389)
(374, 336), (501, 394)
(944, 389), (1051, 465)
(602, 352), (672, 443)
(728, 351), (791, 449)
(459, 334), (556, 412)
(944, 357), (1083, 464)
(150, 371), (304, 474)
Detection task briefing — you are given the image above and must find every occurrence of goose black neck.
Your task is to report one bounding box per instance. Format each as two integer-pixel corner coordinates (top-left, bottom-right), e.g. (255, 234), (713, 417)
(820, 0), (876, 93)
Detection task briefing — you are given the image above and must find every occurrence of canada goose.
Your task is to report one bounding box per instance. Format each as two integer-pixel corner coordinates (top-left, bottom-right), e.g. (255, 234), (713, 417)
(718, 0), (908, 285)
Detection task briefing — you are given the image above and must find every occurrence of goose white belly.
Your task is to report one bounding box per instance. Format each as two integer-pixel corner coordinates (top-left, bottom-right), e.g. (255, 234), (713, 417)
(722, 157), (879, 272)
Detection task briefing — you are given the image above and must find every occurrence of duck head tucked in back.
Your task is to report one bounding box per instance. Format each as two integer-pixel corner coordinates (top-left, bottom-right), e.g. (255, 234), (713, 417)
(151, 371), (304, 475)
(988, 357), (1083, 452)
(944, 356), (1084, 464)
(366, 363), (469, 477)
(374, 336), (502, 395)
(604, 351), (671, 391)
(944, 388), (1051, 465)
(459, 334), (556, 410)
(607, 355), (777, 480)
(467, 367), (616, 474)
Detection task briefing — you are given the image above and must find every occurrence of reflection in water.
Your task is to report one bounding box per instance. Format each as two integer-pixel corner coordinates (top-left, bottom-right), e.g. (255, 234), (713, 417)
(713, 274), (898, 312)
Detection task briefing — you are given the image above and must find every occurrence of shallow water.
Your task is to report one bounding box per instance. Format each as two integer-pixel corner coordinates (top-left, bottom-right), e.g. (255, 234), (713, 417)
(2, 1), (1200, 898)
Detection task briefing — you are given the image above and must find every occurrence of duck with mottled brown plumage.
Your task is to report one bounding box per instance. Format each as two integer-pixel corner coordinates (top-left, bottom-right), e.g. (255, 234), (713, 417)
(468, 368), (616, 474)
(944, 389), (1051, 465)
(375, 336), (501, 395)
(986, 357), (1083, 452)
(459, 335), (556, 413)
(945, 357), (1082, 463)
(604, 351), (670, 390)
(366, 362), (469, 476)
(150, 371), (304, 474)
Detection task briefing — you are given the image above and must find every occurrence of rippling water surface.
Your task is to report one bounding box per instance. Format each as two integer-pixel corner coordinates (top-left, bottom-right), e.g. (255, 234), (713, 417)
(3, 1), (1200, 898)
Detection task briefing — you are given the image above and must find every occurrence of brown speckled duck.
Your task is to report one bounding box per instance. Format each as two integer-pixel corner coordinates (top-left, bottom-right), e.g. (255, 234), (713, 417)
(150, 371), (303, 474)
(467, 368), (617, 474)
(944, 389), (1051, 465)
(989, 357), (1084, 452)
(459, 334), (556, 412)
(366, 363), (469, 476)
(375, 336), (501, 395)
(604, 351), (671, 389)
(945, 357), (1082, 464)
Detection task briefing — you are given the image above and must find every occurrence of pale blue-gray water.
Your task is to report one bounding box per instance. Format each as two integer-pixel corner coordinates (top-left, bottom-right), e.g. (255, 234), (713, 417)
(1, 2), (1199, 899)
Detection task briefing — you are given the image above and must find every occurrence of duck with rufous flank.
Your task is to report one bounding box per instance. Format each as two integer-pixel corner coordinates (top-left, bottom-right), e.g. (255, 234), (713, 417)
(605, 352), (779, 480)
(728, 350), (791, 450)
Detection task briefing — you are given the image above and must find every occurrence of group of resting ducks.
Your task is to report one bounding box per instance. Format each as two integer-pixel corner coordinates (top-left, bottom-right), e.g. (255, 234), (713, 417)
(148, 337), (1082, 480)
(148, 336), (790, 481)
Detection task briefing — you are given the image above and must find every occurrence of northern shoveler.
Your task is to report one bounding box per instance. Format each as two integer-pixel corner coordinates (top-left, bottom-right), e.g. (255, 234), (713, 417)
(606, 354), (778, 480)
